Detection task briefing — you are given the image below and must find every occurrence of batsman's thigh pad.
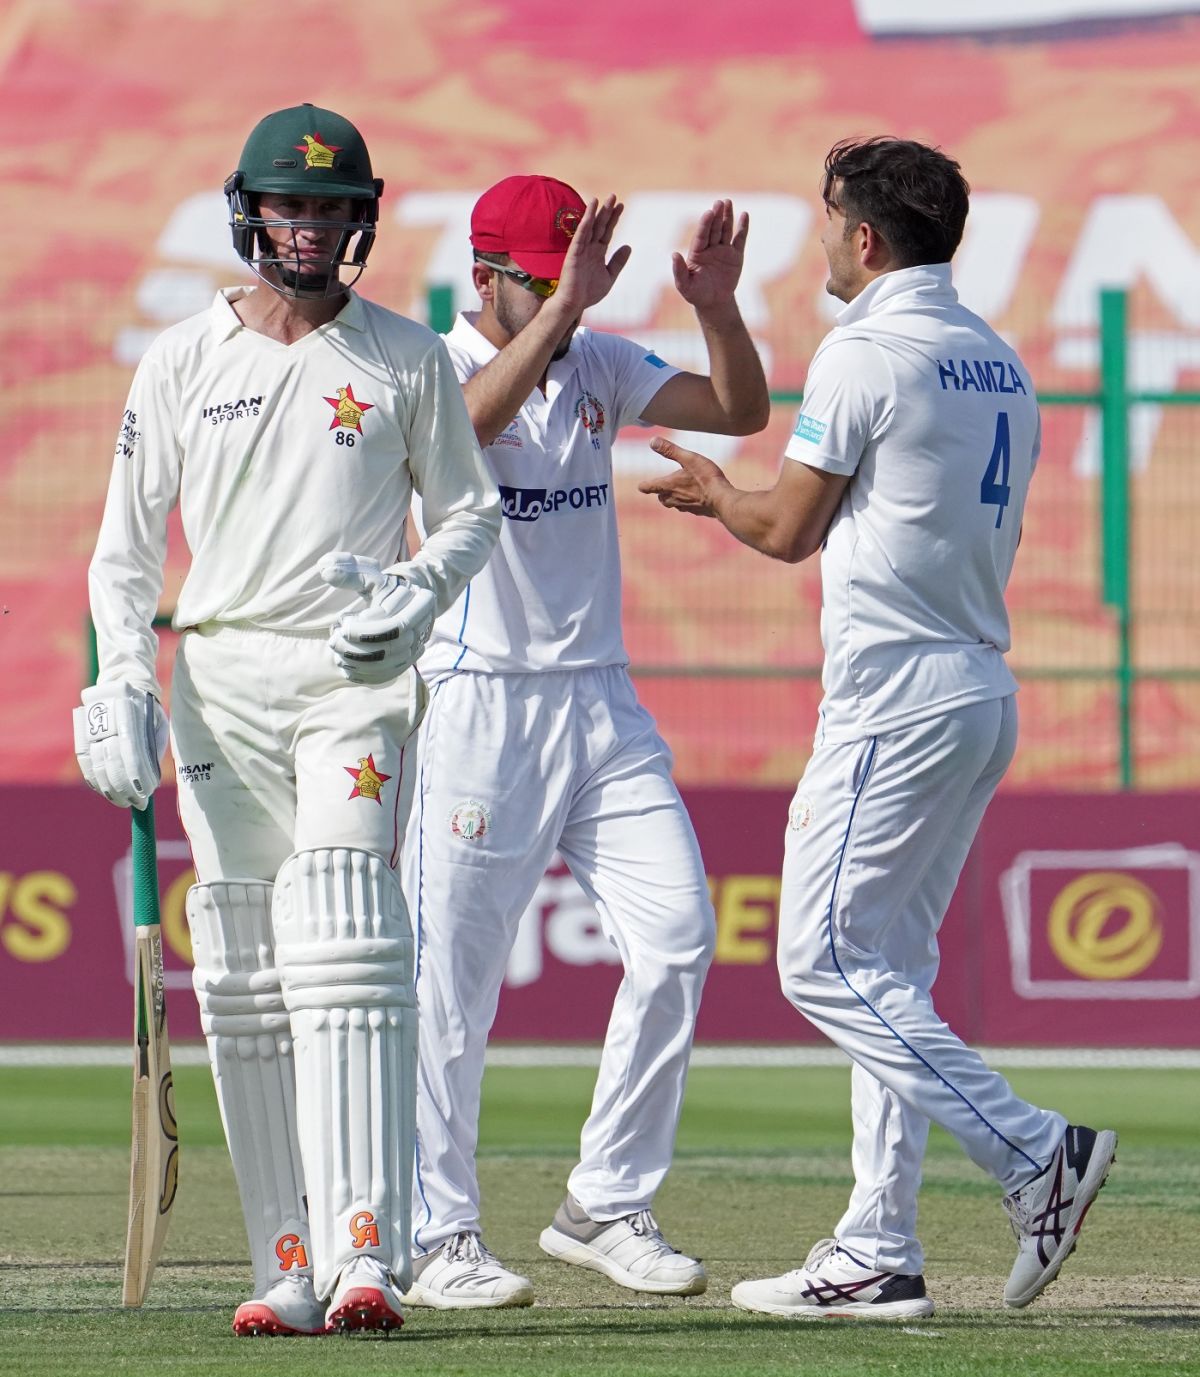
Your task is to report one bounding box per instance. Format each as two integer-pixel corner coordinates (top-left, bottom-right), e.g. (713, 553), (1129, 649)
(186, 881), (311, 1295)
(273, 848), (417, 1299)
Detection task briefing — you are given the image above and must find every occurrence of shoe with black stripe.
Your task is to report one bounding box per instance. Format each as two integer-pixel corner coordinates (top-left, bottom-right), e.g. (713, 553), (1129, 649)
(1003, 1124), (1118, 1308)
(731, 1239), (934, 1320)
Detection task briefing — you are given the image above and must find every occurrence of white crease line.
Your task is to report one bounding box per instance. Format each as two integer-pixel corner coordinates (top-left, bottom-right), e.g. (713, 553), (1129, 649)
(0, 1044), (1196, 1069)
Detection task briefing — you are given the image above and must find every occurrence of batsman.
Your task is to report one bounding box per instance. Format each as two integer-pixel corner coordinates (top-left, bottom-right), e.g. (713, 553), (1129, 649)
(75, 104), (499, 1335)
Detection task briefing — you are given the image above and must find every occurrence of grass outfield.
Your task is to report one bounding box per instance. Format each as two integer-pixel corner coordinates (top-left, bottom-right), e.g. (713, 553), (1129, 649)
(0, 1062), (1197, 1375)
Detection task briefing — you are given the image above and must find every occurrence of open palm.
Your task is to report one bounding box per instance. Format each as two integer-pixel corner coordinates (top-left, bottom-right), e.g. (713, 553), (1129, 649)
(672, 199), (748, 310)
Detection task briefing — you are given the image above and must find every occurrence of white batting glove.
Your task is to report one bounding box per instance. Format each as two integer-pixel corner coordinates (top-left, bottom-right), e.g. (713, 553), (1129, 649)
(72, 682), (169, 810)
(319, 550), (437, 685)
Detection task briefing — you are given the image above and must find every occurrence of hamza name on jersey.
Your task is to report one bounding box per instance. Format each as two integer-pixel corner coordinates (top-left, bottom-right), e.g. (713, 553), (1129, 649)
(499, 483), (610, 523)
(936, 360), (1027, 394)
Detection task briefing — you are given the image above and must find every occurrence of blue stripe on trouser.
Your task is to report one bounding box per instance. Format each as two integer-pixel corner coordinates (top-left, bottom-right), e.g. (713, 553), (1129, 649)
(411, 677), (449, 1253)
(451, 585), (471, 670)
(824, 735), (1042, 1174)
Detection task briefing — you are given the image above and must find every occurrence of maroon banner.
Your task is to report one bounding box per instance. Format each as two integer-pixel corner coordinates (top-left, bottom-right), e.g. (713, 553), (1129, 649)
(1, 785), (1196, 1045)
(969, 794), (1200, 1044)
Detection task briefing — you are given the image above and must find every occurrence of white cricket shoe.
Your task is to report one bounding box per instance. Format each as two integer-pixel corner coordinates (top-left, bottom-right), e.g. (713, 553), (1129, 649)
(1003, 1123), (1118, 1308)
(232, 1273), (325, 1337)
(325, 1256), (405, 1334)
(731, 1239), (934, 1320)
(404, 1231), (534, 1309)
(539, 1195), (706, 1295)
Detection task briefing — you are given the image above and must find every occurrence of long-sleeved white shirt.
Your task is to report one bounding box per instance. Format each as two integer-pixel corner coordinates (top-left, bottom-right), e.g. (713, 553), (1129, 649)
(90, 287), (500, 695)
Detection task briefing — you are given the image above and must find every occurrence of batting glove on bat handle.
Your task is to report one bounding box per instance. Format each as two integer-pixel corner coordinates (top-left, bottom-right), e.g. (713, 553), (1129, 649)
(72, 683), (168, 810)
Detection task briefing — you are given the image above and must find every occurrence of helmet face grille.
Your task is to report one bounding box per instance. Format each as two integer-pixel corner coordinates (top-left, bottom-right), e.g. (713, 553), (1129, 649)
(225, 181), (379, 299)
(224, 105), (383, 297)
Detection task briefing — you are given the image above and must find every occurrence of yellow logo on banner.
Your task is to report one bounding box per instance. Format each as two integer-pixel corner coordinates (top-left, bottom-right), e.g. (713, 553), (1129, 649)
(1046, 871), (1163, 980)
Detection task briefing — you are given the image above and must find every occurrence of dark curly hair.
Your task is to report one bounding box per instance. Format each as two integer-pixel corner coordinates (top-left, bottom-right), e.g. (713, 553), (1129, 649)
(821, 137), (970, 267)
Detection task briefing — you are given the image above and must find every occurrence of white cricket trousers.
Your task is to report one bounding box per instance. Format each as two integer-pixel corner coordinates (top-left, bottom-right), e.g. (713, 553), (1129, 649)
(408, 666), (715, 1251)
(778, 696), (1065, 1275)
(170, 624), (423, 1296)
(171, 624), (423, 880)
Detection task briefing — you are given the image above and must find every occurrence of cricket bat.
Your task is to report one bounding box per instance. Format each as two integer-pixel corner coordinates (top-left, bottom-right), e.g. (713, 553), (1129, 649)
(121, 799), (179, 1307)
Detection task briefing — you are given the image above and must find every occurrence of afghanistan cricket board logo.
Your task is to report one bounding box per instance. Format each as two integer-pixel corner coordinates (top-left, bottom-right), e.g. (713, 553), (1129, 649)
(555, 205), (582, 238)
(450, 800), (491, 843)
(344, 754), (391, 805)
(324, 383), (374, 436)
(575, 391), (606, 449)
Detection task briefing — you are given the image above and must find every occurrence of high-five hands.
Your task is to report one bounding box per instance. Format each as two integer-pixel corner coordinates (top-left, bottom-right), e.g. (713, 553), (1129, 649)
(672, 200), (749, 310)
(550, 195), (633, 316)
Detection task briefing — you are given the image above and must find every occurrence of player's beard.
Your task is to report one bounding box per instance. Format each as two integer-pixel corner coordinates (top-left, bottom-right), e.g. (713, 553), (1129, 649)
(495, 287), (576, 358)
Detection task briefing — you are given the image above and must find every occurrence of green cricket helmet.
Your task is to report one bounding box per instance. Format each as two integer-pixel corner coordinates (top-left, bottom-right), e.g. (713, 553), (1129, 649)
(224, 103), (385, 298)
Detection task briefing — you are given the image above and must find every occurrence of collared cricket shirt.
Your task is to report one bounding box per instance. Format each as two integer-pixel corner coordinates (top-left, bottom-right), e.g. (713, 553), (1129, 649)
(91, 287), (499, 697)
(419, 312), (679, 678)
(785, 264), (1041, 743)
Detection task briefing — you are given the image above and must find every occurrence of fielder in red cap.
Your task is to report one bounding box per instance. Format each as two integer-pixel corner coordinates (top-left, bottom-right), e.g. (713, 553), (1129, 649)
(402, 175), (770, 1310)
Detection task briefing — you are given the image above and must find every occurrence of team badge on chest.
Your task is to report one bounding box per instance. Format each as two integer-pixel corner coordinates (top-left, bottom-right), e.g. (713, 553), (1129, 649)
(324, 382), (374, 435)
(575, 391), (606, 450)
(344, 753), (391, 804)
(449, 800), (491, 843)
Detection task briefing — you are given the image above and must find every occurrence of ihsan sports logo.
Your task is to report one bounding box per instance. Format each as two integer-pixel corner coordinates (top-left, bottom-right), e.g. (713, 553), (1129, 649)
(202, 395), (264, 425)
(499, 483), (610, 523)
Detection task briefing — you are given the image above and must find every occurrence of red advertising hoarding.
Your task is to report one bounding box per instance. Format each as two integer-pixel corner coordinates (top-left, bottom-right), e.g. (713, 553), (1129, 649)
(1, 785), (1196, 1046)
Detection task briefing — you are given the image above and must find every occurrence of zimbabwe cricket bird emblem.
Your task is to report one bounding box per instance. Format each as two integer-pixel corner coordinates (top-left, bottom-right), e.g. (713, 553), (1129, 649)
(344, 754), (391, 805)
(324, 383), (374, 433)
(294, 132), (343, 170)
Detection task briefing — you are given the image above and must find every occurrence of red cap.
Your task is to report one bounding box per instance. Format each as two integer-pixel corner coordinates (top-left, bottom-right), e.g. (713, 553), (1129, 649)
(470, 175), (585, 278)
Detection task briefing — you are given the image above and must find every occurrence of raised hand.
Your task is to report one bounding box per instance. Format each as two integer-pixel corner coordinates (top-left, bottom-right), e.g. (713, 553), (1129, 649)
(672, 199), (749, 312)
(553, 195), (633, 315)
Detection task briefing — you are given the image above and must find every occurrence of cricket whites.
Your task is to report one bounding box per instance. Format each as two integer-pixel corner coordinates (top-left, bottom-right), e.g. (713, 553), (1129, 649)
(122, 798), (179, 1307)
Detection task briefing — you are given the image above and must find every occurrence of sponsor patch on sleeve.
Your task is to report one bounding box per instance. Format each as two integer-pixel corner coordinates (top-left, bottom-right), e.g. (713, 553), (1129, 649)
(643, 352), (668, 369)
(792, 412), (828, 445)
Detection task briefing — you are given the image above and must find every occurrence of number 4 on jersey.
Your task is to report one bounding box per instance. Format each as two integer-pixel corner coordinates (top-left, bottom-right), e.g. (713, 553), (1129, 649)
(980, 411), (1011, 529)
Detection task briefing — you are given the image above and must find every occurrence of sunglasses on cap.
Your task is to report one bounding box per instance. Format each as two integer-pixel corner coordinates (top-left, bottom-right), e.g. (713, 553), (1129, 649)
(476, 256), (560, 299)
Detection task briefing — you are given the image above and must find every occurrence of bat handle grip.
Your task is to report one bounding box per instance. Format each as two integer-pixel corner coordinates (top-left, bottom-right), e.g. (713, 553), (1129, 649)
(131, 800), (161, 929)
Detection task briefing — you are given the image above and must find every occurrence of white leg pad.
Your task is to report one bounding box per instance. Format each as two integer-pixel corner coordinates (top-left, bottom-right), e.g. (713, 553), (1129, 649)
(186, 881), (312, 1296)
(273, 848), (417, 1300)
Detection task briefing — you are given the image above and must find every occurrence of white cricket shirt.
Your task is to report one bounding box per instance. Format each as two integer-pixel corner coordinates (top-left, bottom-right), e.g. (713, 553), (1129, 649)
(785, 264), (1040, 743)
(91, 287), (499, 697)
(419, 313), (679, 678)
